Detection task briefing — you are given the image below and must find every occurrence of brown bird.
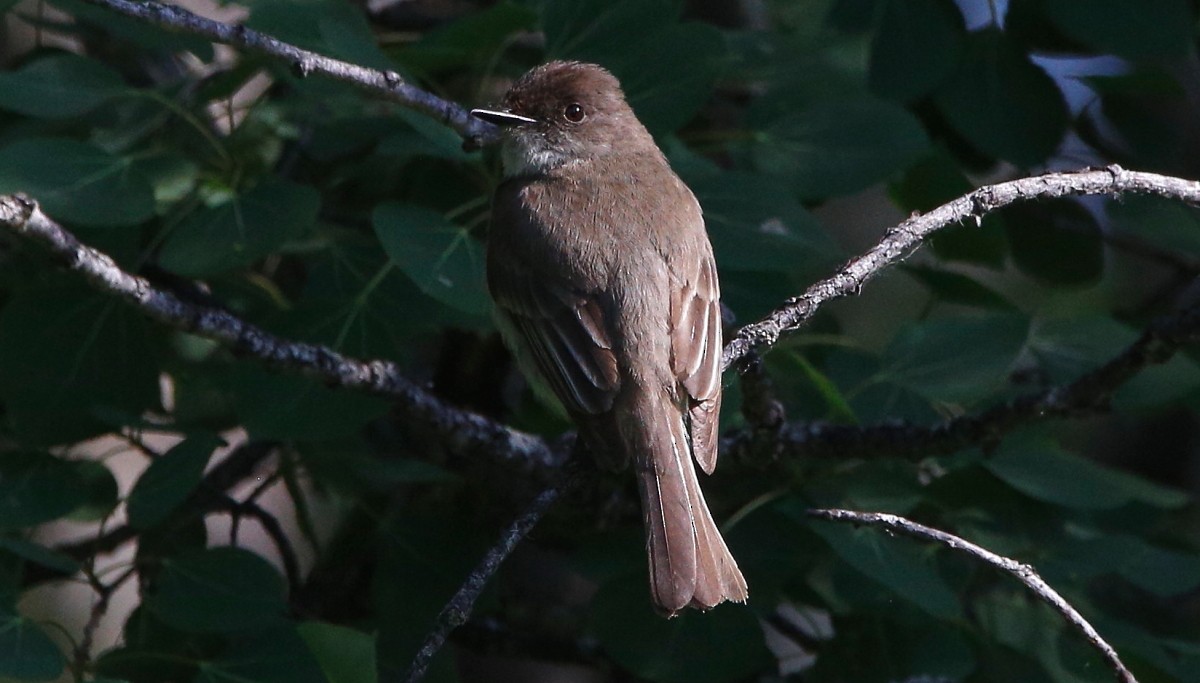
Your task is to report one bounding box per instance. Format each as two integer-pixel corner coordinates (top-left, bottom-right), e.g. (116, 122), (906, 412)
(472, 61), (747, 614)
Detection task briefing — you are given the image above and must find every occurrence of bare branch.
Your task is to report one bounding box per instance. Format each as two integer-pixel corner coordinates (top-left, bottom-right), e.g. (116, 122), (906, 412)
(810, 509), (1138, 683)
(401, 484), (564, 683)
(722, 166), (1200, 370)
(75, 0), (496, 143)
(0, 195), (560, 476)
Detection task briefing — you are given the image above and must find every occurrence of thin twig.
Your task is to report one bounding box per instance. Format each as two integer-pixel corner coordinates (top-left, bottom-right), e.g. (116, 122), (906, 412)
(722, 165), (1200, 370)
(401, 484), (564, 683)
(76, 0), (497, 144)
(810, 509), (1137, 683)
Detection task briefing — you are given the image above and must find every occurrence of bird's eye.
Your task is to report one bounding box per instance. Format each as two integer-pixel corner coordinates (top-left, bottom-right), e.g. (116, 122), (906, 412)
(563, 103), (586, 123)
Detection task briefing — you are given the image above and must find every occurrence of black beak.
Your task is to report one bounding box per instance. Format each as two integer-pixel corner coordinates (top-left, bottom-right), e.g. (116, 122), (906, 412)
(470, 108), (538, 127)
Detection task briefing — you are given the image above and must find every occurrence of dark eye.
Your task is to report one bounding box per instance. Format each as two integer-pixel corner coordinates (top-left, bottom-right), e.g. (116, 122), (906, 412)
(563, 103), (586, 123)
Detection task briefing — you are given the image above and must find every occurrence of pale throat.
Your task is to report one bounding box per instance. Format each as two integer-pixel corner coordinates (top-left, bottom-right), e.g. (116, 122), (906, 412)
(500, 136), (571, 177)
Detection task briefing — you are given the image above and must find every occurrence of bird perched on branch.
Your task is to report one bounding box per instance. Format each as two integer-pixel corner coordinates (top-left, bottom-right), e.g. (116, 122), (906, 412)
(472, 61), (747, 615)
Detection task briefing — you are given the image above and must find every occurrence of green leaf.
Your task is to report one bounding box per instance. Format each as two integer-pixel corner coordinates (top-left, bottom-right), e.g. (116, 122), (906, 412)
(689, 171), (839, 276)
(869, 0), (965, 102)
(1048, 535), (1200, 597)
(0, 52), (124, 119)
(902, 266), (1016, 310)
(197, 624), (328, 683)
(985, 433), (1189, 510)
(225, 364), (391, 441)
(1041, 0), (1194, 60)
(242, 0), (393, 70)
(68, 460), (121, 522)
(157, 177), (320, 277)
(147, 546), (287, 633)
(1028, 315), (1138, 384)
(1114, 354), (1200, 411)
(0, 284), (161, 445)
(808, 519), (962, 620)
(0, 452), (89, 531)
(372, 202), (490, 316)
(0, 538), (81, 575)
(589, 575), (771, 683)
(298, 622), (377, 683)
(749, 97), (929, 201)
(396, 2), (537, 73)
(1004, 201), (1103, 286)
(1108, 194), (1200, 259)
(541, 0), (724, 134)
(933, 30), (1069, 167)
(0, 138), (155, 227)
(126, 434), (224, 530)
(0, 610), (65, 681)
(879, 312), (1030, 404)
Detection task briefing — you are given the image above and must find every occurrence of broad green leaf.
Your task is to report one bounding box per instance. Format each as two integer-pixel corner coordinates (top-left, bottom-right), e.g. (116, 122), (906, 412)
(242, 0), (393, 70)
(70, 460), (121, 522)
(0, 52), (124, 119)
(372, 202), (490, 316)
(749, 98), (929, 201)
(933, 30), (1069, 167)
(157, 177), (320, 277)
(396, 2), (537, 73)
(196, 624), (327, 683)
(1004, 201), (1103, 286)
(1108, 194), (1200, 259)
(147, 546), (286, 633)
(1047, 535), (1200, 597)
(226, 365), (391, 441)
(1114, 354), (1200, 411)
(985, 434), (1189, 510)
(1028, 315), (1138, 384)
(298, 622), (377, 683)
(0, 138), (155, 227)
(808, 519), (962, 620)
(0, 538), (80, 575)
(0, 284), (161, 445)
(0, 610), (65, 681)
(1042, 0), (1194, 60)
(902, 266), (1016, 310)
(869, 0), (965, 102)
(126, 434), (224, 530)
(376, 109), (472, 163)
(589, 575), (771, 683)
(541, 0), (724, 134)
(0, 452), (88, 530)
(879, 312), (1030, 404)
(690, 171), (839, 276)
(299, 444), (456, 495)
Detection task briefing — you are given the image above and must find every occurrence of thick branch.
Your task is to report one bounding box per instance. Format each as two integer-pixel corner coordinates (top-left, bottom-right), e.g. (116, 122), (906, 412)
(811, 509), (1137, 683)
(0, 195), (559, 474)
(76, 0), (497, 144)
(770, 302), (1200, 459)
(722, 166), (1200, 370)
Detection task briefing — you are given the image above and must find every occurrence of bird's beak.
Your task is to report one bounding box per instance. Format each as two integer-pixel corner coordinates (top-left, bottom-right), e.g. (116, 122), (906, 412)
(470, 108), (538, 127)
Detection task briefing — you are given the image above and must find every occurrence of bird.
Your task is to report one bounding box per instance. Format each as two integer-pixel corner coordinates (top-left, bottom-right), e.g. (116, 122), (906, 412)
(472, 61), (747, 615)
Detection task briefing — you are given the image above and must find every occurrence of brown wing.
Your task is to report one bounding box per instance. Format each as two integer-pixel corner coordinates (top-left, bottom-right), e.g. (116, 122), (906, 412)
(489, 255), (620, 418)
(671, 252), (723, 474)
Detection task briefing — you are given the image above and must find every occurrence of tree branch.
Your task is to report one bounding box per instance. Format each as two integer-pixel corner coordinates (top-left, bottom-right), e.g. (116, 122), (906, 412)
(401, 483), (564, 683)
(762, 302), (1200, 460)
(0, 195), (560, 476)
(722, 166), (1200, 370)
(76, 0), (498, 145)
(810, 509), (1138, 683)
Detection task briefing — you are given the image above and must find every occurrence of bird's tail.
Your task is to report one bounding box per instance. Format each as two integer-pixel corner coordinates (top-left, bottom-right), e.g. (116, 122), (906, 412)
(630, 392), (747, 615)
